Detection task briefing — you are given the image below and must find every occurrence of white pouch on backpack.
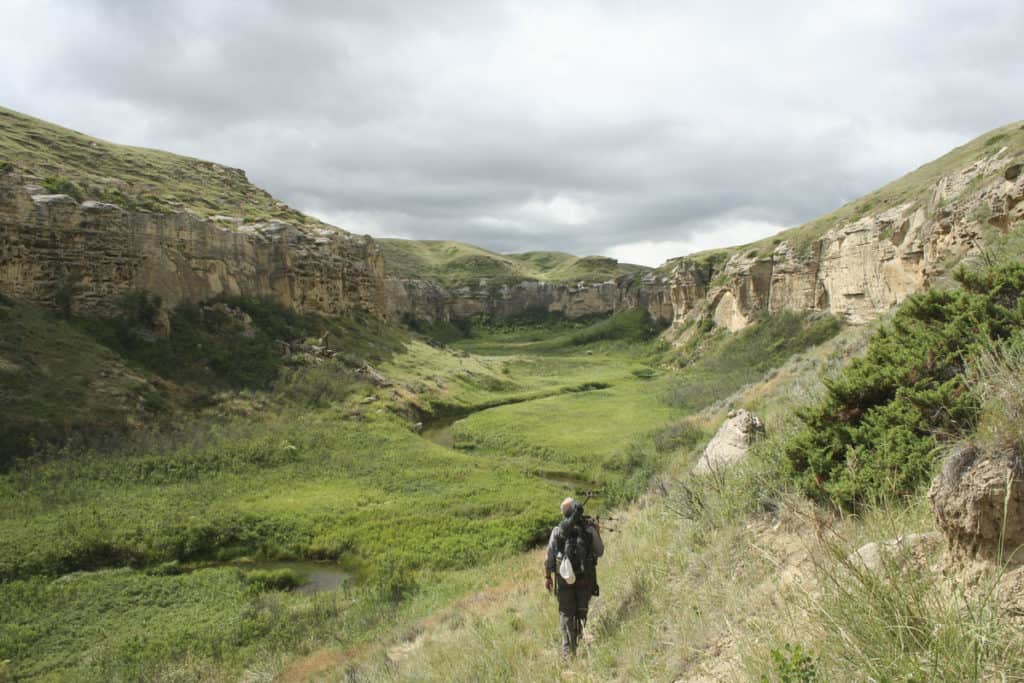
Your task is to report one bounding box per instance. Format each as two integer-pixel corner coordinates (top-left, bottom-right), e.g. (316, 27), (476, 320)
(558, 554), (576, 585)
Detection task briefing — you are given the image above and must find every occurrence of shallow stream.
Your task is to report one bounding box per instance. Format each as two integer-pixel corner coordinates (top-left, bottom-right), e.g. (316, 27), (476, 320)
(419, 404), (598, 493)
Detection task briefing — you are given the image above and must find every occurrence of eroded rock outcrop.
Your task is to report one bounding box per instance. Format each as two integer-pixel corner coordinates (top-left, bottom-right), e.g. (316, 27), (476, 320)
(0, 171), (388, 318)
(668, 147), (1024, 337)
(693, 409), (765, 474)
(929, 443), (1024, 565)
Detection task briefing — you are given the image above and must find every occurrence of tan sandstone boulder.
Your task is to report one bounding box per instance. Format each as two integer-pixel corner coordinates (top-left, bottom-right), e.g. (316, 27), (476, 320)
(928, 443), (1024, 565)
(693, 409), (765, 475)
(850, 532), (943, 571)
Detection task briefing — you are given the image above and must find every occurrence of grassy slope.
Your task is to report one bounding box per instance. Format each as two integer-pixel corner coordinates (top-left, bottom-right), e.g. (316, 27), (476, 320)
(0, 296), (167, 457)
(342, 256), (1024, 682)
(0, 106), (310, 223)
(378, 238), (649, 285)
(659, 119), (1024, 270)
(0, 293), (408, 463)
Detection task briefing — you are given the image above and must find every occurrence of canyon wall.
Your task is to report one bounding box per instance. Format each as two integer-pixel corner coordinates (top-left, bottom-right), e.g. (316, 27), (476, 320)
(384, 273), (675, 324)
(0, 171), (389, 318)
(2, 146), (1021, 336)
(666, 150), (1024, 338)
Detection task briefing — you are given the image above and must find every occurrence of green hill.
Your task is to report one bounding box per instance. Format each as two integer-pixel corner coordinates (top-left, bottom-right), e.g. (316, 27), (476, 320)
(379, 239), (649, 285)
(0, 106), (310, 224)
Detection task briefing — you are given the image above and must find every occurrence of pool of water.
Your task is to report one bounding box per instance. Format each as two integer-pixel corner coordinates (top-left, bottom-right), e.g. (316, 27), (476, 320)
(421, 416), (459, 448)
(209, 560), (352, 594)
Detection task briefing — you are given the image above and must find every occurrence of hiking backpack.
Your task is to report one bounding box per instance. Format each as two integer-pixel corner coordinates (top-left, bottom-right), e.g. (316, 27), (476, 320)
(557, 517), (592, 579)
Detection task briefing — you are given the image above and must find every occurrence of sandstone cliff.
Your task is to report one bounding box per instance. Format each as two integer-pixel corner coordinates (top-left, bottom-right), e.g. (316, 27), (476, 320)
(666, 130), (1024, 339)
(0, 170), (389, 318)
(377, 239), (672, 325)
(384, 273), (675, 325)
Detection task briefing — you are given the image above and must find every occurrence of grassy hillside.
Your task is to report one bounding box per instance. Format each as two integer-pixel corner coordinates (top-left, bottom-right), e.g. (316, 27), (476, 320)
(0, 106), (311, 223)
(0, 294), (166, 461)
(660, 119), (1024, 270)
(379, 239), (649, 285)
(0, 291), (407, 465)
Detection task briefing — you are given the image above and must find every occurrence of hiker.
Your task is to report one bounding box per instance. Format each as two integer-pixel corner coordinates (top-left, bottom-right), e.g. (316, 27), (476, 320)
(544, 496), (604, 656)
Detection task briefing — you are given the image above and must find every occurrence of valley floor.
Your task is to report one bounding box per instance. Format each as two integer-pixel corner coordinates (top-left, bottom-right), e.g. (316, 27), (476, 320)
(0, 312), (699, 681)
(5, 302), (1023, 682)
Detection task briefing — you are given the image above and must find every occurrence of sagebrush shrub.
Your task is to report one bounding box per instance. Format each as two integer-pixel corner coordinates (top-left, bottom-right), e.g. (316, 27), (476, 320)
(782, 263), (1024, 509)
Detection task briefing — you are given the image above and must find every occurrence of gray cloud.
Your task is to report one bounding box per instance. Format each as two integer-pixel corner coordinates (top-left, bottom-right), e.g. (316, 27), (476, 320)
(2, 0), (1022, 265)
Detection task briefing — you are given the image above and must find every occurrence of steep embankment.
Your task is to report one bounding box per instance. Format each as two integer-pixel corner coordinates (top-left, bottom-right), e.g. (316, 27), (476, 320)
(0, 107), (388, 319)
(662, 121), (1024, 337)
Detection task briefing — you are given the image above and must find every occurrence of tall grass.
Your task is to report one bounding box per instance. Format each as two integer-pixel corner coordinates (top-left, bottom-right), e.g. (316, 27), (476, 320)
(745, 502), (1024, 682)
(967, 334), (1024, 454)
(664, 311), (841, 412)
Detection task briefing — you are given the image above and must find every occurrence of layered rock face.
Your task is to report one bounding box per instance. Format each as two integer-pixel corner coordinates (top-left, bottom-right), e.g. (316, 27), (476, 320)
(0, 172), (388, 318)
(385, 273), (676, 324)
(667, 149), (1024, 336)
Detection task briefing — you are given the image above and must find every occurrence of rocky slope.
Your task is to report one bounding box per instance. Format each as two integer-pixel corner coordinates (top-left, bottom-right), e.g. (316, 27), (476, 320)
(0, 169), (388, 320)
(665, 122), (1024, 338)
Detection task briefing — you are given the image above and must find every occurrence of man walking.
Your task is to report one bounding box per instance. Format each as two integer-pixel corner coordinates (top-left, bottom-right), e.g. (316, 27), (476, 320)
(544, 496), (604, 657)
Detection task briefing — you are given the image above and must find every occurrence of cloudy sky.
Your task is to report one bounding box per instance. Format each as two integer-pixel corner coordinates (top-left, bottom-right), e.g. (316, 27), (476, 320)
(2, 1), (1021, 266)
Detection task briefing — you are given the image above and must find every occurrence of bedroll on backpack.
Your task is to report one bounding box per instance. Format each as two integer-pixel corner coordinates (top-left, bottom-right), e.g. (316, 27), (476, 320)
(558, 554), (576, 584)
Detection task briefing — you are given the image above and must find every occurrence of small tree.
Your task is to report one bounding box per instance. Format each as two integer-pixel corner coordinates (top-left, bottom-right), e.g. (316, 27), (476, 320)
(54, 270), (83, 319)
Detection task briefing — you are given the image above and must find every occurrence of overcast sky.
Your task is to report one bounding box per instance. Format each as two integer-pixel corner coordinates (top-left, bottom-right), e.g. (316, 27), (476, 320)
(2, 1), (1021, 266)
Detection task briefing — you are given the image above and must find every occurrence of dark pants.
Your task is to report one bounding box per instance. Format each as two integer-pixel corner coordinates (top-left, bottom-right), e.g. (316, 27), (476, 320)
(556, 576), (593, 656)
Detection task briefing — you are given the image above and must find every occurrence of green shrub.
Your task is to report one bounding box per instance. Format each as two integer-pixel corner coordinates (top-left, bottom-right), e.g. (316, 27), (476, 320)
(53, 270), (83, 319)
(652, 419), (704, 453)
(781, 263), (1024, 509)
(368, 560), (418, 605)
(243, 568), (302, 594)
(41, 175), (83, 201)
(274, 363), (357, 408)
(764, 643), (817, 683)
(567, 308), (666, 345)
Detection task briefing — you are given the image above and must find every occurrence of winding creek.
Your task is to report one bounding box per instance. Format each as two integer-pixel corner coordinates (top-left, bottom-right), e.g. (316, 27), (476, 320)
(418, 395), (600, 493)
